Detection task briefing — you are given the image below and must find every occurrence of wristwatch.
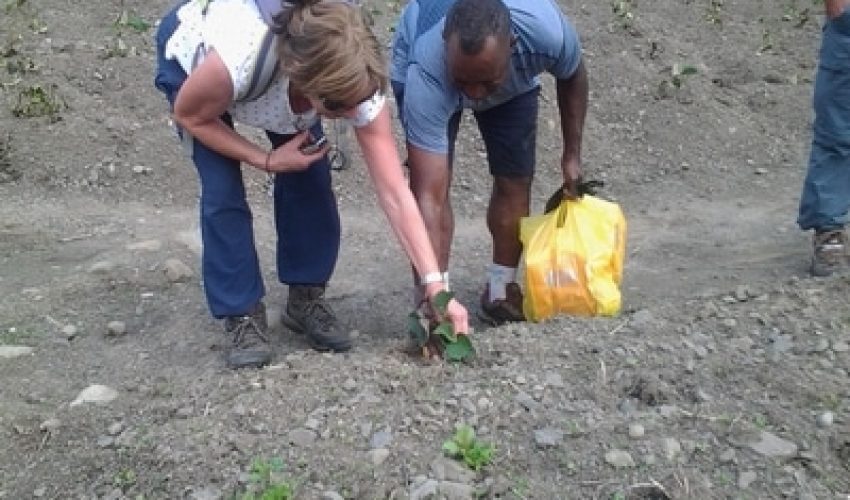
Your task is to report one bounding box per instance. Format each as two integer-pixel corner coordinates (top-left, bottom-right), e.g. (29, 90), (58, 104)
(420, 272), (444, 285)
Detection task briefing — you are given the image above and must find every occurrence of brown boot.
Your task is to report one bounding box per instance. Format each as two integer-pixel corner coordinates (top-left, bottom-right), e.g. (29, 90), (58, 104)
(478, 282), (526, 326)
(281, 285), (352, 352)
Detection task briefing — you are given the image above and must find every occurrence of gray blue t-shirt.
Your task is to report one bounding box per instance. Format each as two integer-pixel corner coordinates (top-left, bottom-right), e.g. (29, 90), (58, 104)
(390, 0), (583, 154)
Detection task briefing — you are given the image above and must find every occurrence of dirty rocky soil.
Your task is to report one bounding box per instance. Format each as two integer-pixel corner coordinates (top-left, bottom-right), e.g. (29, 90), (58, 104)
(1, 0), (849, 499)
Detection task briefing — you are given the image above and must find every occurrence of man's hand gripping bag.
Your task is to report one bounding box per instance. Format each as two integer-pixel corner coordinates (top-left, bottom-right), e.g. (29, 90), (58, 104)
(519, 195), (626, 321)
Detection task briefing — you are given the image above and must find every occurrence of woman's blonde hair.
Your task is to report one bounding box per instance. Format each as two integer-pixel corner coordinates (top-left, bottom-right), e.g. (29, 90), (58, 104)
(277, 1), (387, 106)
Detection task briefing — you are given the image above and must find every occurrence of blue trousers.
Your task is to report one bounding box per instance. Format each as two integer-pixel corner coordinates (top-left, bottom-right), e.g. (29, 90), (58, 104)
(798, 8), (850, 231)
(154, 5), (340, 318)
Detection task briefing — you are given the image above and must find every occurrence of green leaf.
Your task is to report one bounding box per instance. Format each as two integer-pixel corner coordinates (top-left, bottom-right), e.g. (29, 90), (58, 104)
(433, 322), (456, 343)
(407, 312), (428, 347)
(454, 425), (475, 448)
(462, 444), (493, 470)
(126, 15), (150, 32)
(679, 64), (698, 75)
(442, 440), (460, 457)
(443, 335), (475, 363)
(431, 290), (453, 315)
(115, 10), (150, 32)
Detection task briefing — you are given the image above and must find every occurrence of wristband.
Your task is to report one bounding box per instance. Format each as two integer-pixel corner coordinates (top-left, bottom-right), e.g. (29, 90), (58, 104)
(420, 272), (444, 285)
(264, 151), (272, 172)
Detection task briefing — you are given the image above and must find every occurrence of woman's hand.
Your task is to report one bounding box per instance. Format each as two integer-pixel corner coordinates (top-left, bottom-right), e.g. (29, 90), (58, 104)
(264, 131), (330, 173)
(443, 297), (470, 336)
(424, 284), (469, 335)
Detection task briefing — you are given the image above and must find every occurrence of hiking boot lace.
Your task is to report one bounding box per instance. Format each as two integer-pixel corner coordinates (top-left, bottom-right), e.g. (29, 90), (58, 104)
(304, 300), (336, 333)
(228, 315), (268, 348)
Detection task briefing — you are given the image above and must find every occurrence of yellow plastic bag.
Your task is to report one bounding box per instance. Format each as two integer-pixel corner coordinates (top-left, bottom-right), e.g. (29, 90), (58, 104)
(519, 195), (626, 321)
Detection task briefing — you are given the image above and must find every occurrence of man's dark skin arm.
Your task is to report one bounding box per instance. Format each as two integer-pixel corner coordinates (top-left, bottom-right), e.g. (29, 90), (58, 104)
(556, 60), (589, 198)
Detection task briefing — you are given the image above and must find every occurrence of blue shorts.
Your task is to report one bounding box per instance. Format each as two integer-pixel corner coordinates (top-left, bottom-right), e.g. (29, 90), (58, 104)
(393, 82), (539, 178)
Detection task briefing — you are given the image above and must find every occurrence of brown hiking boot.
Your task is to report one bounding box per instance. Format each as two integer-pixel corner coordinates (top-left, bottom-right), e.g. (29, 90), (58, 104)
(478, 282), (526, 326)
(811, 229), (848, 277)
(281, 285), (352, 352)
(223, 302), (272, 369)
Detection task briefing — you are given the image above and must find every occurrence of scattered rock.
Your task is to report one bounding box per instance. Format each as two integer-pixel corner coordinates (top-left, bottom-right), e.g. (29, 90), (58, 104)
(369, 429), (393, 449)
(367, 448), (390, 466)
(816, 411), (834, 428)
(321, 492), (344, 500)
(60, 324), (78, 340)
(287, 428), (316, 447)
(410, 478), (439, 500)
(126, 239), (162, 251)
(626, 375), (670, 406)
(33, 487), (46, 498)
(107, 422), (125, 436)
(342, 378), (357, 392)
(88, 261), (116, 274)
(0, 345), (34, 359)
(430, 457), (476, 483)
(544, 371), (565, 388)
(304, 417), (321, 431)
(438, 481), (475, 500)
(628, 423), (645, 439)
(663, 437), (682, 461)
(188, 486), (223, 500)
(719, 448), (736, 463)
(163, 258), (193, 283)
(70, 384), (118, 406)
(106, 321), (127, 336)
(533, 427), (563, 448)
(737, 470), (757, 489)
(604, 449), (636, 468)
(515, 391), (537, 411)
(748, 431), (798, 458)
(39, 418), (61, 433)
(832, 341), (849, 353)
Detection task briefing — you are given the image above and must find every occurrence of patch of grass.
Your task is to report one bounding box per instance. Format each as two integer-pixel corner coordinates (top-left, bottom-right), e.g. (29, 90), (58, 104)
(510, 476), (530, 499)
(11, 84), (66, 121)
(752, 414), (769, 430)
(236, 457), (293, 500)
(2, 0), (27, 13)
(0, 132), (19, 184)
(706, 0), (724, 25)
(782, 0), (811, 27)
(112, 468), (137, 492)
(114, 10), (151, 33)
(612, 0), (635, 30)
(442, 424), (494, 471)
(0, 325), (36, 345)
(818, 393), (843, 412)
(656, 63), (699, 99)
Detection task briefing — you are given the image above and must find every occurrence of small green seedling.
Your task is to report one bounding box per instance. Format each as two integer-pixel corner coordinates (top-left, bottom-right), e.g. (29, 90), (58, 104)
(670, 63), (698, 89)
(240, 457), (293, 500)
(611, 0), (634, 29)
(408, 290), (475, 362)
(12, 84), (65, 120)
(115, 10), (151, 32)
(442, 424), (494, 471)
(706, 0), (724, 25)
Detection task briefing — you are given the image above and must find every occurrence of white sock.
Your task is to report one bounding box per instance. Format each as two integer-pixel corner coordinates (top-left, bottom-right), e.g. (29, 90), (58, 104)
(488, 264), (517, 302)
